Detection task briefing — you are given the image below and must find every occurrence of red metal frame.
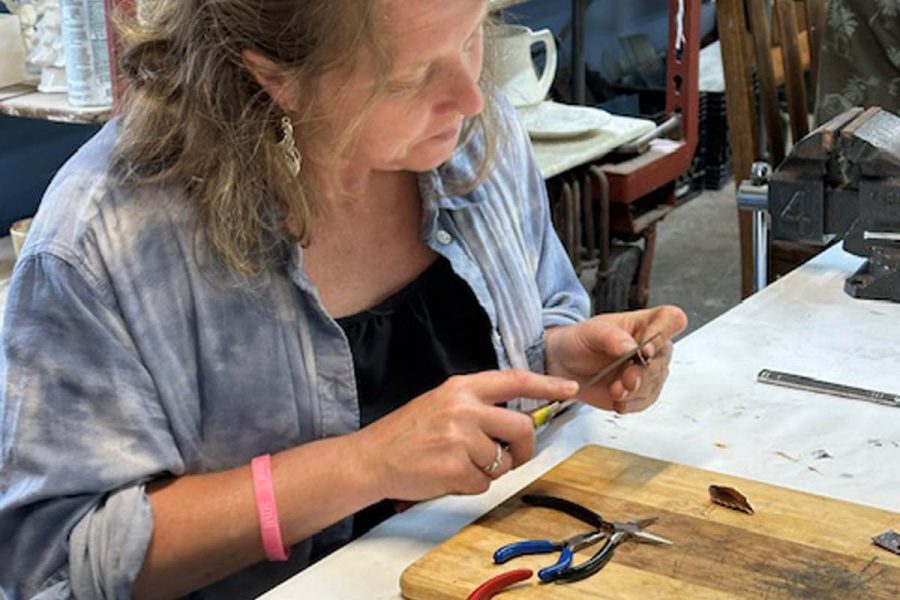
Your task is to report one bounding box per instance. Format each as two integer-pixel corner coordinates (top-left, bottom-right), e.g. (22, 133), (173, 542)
(584, 0), (701, 308)
(599, 0), (701, 210)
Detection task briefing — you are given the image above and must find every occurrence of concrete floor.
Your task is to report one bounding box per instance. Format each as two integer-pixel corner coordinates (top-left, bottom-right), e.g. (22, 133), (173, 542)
(648, 185), (742, 336)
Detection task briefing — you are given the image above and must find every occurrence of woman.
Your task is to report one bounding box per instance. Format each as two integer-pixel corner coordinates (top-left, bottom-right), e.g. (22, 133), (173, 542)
(0, 0), (686, 598)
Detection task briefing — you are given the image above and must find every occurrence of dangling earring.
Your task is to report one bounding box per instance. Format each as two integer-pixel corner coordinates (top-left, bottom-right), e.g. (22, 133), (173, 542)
(278, 115), (302, 176)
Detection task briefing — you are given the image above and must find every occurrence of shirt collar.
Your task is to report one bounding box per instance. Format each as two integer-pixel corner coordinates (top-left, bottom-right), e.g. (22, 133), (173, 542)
(417, 127), (490, 212)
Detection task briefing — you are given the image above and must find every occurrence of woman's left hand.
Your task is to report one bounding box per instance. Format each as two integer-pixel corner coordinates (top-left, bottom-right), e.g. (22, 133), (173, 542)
(544, 305), (688, 413)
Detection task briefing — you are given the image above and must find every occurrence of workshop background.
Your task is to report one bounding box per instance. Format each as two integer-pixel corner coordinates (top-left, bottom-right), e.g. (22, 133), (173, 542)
(1, 0), (895, 334)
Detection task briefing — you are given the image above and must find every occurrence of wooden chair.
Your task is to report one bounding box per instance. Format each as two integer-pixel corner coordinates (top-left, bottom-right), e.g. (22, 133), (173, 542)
(716, 0), (827, 297)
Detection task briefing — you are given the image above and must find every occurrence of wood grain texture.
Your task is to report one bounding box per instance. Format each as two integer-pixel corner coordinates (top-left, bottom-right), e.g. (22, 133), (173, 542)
(715, 0), (757, 298)
(747, 0), (787, 168)
(775, 0), (810, 144)
(400, 446), (900, 599)
(804, 0), (826, 93)
(716, 1), (817, 297)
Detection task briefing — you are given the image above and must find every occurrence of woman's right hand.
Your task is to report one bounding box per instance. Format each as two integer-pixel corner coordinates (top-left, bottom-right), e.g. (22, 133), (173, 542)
(351, 369), (579, 502)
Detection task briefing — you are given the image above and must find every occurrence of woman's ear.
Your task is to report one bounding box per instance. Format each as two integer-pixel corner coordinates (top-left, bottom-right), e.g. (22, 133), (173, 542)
(242, 49), (295, 114)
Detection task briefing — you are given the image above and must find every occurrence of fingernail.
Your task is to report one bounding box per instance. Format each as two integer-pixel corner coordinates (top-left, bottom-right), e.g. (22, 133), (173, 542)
(633, 376), (642, 390)
(619, 340), (637, 355)
(563, 380), (579, 394)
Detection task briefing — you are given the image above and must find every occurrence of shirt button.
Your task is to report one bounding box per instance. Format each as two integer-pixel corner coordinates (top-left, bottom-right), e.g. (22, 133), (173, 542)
(435, 230), (453, 245)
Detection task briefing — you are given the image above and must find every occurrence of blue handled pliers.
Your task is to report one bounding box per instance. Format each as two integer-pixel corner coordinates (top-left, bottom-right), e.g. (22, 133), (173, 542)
(492, 528), (607, 582)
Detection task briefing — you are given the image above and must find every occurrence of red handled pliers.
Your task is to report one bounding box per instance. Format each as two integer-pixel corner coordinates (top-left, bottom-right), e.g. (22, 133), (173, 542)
(466, 569), (533, 600)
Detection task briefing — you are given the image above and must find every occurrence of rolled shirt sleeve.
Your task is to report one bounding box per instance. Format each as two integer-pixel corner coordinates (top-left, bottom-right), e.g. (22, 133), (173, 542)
(1, 252), (181, 599)
(532, 180), (591, 329)
(505, 98), (591, 329)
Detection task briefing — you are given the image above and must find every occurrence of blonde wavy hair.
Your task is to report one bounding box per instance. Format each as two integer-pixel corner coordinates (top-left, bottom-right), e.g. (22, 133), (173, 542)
(112, 0), (500, 276)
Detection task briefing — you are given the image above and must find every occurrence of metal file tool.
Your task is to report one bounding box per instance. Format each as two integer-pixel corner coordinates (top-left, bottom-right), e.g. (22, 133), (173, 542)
(577, 332), (661, 392)
(529, 333), (662, 428)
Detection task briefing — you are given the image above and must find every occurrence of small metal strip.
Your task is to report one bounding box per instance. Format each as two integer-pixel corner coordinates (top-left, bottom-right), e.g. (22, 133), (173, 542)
(757, 369), (900, 408)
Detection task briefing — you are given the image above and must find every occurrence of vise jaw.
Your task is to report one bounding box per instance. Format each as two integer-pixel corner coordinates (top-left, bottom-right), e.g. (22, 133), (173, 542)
(768, 107), (900, 302)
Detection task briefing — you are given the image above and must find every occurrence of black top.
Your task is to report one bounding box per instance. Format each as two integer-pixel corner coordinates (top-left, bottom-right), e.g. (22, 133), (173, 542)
(336, 256), (497, 536)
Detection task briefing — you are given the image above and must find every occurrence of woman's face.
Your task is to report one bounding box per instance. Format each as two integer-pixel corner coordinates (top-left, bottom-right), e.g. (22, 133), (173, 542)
(320, 0), (488, 174)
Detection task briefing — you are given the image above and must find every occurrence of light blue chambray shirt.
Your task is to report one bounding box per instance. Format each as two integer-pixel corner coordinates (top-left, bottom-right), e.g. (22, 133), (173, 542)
(0, 97), (589, 599)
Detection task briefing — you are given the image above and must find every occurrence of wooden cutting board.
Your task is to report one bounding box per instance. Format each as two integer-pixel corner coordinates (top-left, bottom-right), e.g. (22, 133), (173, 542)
(400, 445), (900, 599)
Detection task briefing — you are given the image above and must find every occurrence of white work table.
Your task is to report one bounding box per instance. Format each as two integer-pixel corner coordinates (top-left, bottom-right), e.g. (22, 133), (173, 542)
(261, 245), (900, 600)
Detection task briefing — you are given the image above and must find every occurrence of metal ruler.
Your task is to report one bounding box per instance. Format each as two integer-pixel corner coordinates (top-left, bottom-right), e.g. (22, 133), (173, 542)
(757, 369), (900, 408)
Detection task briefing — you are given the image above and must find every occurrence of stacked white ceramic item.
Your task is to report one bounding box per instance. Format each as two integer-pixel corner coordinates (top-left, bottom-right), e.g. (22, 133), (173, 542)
(60, 0), (111, 106)
(490, 23), (611, 139)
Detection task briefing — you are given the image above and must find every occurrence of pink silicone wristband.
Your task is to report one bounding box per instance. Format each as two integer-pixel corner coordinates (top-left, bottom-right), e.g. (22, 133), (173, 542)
(251, 454), (290, 562)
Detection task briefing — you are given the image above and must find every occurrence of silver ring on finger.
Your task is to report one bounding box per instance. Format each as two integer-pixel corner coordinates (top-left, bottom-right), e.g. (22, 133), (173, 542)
(482, 442), (504, 474)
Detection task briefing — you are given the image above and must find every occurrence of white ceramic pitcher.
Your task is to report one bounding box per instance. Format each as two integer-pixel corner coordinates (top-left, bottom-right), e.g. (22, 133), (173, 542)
(490, 24), (557, 107)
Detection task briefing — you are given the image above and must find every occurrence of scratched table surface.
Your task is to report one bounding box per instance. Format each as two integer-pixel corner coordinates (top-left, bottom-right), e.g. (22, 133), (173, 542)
(261, 245), (900, 599)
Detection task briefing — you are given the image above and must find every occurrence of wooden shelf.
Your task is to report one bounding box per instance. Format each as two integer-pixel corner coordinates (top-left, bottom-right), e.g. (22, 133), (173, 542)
(0, 84), (111, 125)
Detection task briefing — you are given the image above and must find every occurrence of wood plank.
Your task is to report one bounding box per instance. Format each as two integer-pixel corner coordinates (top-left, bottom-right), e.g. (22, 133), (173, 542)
(804, 0), (826, 93)
(770, 31), (810, 86)
(401, 446), (900, 599)
(775, 0), (810, 143)
(716, 0), (758, 297)
(748, 0), (787, 167)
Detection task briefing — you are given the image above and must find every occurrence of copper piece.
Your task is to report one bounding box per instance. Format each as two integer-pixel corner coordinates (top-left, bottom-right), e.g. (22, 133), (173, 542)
(708, 485), (755, 515)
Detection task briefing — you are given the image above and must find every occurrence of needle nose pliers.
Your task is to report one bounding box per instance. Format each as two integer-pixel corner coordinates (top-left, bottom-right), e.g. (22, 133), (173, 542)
(554, 516), (674, 583)
(466, 494), (673, 598)
(466, 494), (609, 598)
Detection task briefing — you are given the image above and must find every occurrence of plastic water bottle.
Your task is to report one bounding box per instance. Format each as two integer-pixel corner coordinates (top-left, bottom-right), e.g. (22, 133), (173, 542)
(60, 0), (112, 107)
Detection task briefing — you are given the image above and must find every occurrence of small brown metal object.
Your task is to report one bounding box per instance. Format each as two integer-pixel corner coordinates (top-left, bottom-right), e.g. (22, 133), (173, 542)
(708, 485), (755, 514)
(873, 530), (900, 555)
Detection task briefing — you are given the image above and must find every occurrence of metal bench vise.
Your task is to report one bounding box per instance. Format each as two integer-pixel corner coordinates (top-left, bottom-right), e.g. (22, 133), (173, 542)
(766, 107), (900, 302)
